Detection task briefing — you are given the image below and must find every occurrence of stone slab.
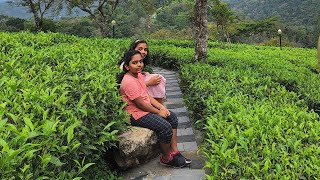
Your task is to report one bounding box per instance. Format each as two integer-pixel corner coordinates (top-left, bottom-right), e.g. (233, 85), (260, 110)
(177, 142), (198, 151)
(177, 135), (196, 143)
(177, 122), (192, 129)
(177, 128), (194, 136)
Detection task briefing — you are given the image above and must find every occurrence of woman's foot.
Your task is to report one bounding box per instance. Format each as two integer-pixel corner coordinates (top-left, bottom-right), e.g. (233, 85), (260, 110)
(160, 153), (186, 168)
(172, 151), (192, 165)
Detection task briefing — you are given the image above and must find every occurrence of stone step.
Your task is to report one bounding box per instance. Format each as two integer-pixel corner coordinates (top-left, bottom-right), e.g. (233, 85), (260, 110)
(164, 98), (184, 104)
(166, 94), (183, 99)
(120, 155), (205, 180)
(154, 169), (206, 180)
(166, 91), (182, 95)
(166, 103), (185, 109)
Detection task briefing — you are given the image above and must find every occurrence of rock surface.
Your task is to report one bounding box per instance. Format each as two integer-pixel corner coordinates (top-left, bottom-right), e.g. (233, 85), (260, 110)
(113, 126), (160, 170)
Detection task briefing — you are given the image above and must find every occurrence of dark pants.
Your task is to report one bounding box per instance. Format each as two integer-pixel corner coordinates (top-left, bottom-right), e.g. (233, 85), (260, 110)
(130, 111), (178, 144)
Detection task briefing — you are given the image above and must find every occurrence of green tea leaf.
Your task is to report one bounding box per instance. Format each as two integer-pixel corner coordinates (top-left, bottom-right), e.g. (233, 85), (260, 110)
(78, 163), (95, 174)
(77, 93), (87, 108)
(6, 113), (18, 123)
(67, 127), (75, 144)
(0, 138), (9, 152)
(20, 164), (30, 173)
(103, 121), (116, 131)
(71, 143), (81, 152)
(23, 117), (34, 131)
(0, 119), (8, 129)
(50, 156), (64, 167)
(28, 131), (38, 139)
(41, 153), (52, 168)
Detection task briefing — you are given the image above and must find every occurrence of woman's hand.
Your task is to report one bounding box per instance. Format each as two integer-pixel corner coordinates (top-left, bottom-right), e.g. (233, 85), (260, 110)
(158, 108), (170, 118)
(146, 75), (161, 86)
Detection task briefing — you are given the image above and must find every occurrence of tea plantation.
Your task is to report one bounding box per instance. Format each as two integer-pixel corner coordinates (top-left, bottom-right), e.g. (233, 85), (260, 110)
(1, 32), (319, 179)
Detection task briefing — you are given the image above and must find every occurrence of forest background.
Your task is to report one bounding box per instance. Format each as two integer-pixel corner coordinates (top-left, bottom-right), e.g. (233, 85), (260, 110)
(0, 0), (319, 48)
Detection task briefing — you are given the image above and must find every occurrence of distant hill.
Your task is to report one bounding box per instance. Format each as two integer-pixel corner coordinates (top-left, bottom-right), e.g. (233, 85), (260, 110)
(0, 1), (86, 19)
(1, 0), (319, 27)
(222, 0), (320, 27)
(0, 1), (32, 18)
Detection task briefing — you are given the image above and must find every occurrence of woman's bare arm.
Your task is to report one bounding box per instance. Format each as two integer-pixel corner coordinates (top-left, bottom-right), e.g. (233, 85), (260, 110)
(145, 75), (161, 86)
(133, 96), (169, 118)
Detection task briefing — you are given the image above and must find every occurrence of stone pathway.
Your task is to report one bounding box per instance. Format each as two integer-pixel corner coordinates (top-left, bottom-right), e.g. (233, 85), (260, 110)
(120, 67), (206, 180)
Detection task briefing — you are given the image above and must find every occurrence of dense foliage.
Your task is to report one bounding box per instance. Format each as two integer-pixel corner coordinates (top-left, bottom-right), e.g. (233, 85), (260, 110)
(222, 0), (320, 47)
(223, 0), (320, 26)
(1, 31), (319, 179)
(149, 40), (320, 179)
(0, 32), (129, 179)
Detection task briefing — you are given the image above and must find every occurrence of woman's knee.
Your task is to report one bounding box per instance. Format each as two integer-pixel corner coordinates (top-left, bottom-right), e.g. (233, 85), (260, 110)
(167, 111), (178, 129)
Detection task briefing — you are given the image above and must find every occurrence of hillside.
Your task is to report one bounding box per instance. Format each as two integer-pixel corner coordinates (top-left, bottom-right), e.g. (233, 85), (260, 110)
(0, 1), (31, 18)
(0, 1), (85, 19)
(2, 0), (318, 27)
(223, 0), (319, 26)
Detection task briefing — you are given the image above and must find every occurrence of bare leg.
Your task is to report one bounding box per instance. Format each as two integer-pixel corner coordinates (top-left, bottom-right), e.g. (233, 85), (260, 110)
(155, 98), (164, 105)
(160, 142), (172, 161)
(170, 129), (179, 152)
(171, 129), (192, 164)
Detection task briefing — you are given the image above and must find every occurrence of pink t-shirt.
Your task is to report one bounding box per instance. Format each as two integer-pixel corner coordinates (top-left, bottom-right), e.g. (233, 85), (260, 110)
(120, 73), (150, 120)
(143, 73), (166, 98)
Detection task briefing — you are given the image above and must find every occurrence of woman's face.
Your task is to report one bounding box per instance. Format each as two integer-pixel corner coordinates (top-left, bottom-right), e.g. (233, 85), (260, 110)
(125, 53), (144, 76)
(134, 43), (148, 59)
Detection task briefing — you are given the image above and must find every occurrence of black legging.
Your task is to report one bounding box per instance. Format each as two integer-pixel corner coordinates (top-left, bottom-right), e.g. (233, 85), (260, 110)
(130, 111), (178, 144)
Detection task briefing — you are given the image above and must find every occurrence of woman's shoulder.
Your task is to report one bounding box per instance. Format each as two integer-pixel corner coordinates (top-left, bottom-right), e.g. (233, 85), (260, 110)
(122, 74), (135, 83)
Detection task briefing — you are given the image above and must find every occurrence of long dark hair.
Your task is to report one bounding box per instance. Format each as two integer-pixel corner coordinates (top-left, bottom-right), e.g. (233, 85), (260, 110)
(116, 50), (142, 85)
(128, 39), (150, 66)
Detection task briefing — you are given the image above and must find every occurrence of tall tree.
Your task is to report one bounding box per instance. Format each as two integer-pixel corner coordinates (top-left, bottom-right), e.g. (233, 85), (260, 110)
(231, 17), (277, 41)
(155, 1), (193, 30)
(209, 0), (233, 44)
(66, 0), (119, 37)
(194, 0), (208, 61)
(9, 0), (63, 31)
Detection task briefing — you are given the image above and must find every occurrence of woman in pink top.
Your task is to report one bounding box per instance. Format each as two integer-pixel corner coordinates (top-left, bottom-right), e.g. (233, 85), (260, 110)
(121, 39), (166, 105)
(117, 50), (191, 168)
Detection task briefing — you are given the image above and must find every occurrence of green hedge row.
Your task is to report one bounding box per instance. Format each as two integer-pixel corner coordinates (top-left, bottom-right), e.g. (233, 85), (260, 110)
(150, 41), (320, 178)
(180, 64), (320, 179)
(0, 32), (130, 179)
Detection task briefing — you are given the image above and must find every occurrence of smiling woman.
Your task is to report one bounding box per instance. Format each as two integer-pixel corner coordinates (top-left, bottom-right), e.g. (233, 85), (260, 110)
(128, 39), (167, 105)
(117, 50), (190, 168)
(125, 53), (144, 77)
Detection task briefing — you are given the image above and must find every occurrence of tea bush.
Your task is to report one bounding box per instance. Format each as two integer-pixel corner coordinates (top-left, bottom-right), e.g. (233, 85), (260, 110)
(0, 32), (128, 179)
(177, 44), (320, 179)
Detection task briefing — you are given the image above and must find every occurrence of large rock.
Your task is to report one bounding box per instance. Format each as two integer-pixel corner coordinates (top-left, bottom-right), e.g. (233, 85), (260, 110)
(113, 126), (160, 170)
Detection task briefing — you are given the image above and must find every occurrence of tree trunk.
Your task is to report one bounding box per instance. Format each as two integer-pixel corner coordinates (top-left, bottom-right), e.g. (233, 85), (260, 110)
(28, 0), (43, 31)
(194, 0), (208, 61)
(97, 21), (109, 37)
(222, 24), (231, 44)
(83, 9), (111, 37)
(33, 16), (42, 31)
